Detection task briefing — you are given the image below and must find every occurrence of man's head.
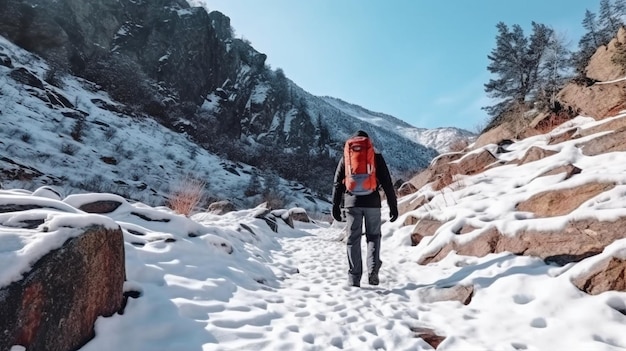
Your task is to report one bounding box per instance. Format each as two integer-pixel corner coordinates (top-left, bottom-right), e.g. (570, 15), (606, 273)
(355, 130), (369, 138)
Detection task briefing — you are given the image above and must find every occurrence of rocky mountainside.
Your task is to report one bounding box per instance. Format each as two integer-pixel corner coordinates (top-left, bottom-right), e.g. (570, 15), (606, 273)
(0, 35), (334, 213)
(399, 26), (626, 294)
(0, 0), (462, 198)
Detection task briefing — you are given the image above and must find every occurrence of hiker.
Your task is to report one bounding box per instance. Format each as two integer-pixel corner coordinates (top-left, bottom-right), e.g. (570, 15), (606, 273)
(331, 130), (398, 287)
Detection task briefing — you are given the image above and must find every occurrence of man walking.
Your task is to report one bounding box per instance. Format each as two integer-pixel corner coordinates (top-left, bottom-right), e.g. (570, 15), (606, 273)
(332, 130), (398, 287)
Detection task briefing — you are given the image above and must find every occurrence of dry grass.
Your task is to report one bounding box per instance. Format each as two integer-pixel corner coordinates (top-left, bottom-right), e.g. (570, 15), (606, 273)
(167, 175), (206, 216)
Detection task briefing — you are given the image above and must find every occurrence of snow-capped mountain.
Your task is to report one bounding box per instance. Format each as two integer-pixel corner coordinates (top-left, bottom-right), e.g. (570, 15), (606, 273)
(320, 96), (476, 153)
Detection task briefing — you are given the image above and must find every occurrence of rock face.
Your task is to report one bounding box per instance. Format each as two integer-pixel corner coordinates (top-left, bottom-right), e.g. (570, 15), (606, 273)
(0, 225), (126, 351)
(556, 27), (626, 119)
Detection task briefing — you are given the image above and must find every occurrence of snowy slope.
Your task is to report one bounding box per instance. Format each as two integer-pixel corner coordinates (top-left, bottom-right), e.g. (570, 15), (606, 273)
(3, 110), (626, 349)
(0, 36), (329, 214)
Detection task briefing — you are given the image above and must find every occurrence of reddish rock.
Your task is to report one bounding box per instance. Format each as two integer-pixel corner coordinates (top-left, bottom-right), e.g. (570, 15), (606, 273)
(578, 127), (626, 156)
(418, 285), (475, 305)
(419, 217), (626, 266)
(578, 115), (626, 137)
(79, 200), (123, 214)
(548, 127), (579, 145)
(456, 150), (498, 176)
(0, 225), (126, 351)
(411, 327), (446, 349)
(516, 182), (614, 218)
(538, 164), (582, 180)
(411, 218), (444, 246)
(572, 256), (626, 295)
(290, 210), (311, 223)
(398, 181), (418, 196)
(518, 146), (558, 165)
(399, 195), (428, 216)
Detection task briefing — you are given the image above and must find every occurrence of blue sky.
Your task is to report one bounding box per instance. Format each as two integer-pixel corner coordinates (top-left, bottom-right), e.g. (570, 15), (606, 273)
(201, 0), (600, 131)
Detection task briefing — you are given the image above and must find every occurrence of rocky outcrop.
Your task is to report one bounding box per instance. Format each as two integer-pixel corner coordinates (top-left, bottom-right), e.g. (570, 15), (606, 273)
(407, 149), (497, 193)
(586, 27), (626, 81)
(0, 225), (125, 351)
(572, 255), (626, 295)
(418, 216), (626, 266)
(515, 182), (615, 217)
(556, 27), (626, 119)
(578, 126), (626, 156)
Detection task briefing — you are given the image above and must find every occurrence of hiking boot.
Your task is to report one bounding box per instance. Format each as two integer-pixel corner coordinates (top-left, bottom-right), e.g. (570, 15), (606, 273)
(368, 261), (382, 285)
(348, 275), (361, 287)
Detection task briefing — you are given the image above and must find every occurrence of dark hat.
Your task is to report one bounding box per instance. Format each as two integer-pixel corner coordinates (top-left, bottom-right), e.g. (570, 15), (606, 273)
(355, 130), (369, 137)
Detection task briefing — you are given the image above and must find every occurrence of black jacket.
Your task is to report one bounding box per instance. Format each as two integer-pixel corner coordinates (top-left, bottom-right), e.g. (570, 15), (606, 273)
(332, 152), (398, 209)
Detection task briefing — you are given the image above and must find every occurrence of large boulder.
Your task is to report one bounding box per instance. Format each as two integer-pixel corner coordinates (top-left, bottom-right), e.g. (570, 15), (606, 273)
(0, 224), (125, 351)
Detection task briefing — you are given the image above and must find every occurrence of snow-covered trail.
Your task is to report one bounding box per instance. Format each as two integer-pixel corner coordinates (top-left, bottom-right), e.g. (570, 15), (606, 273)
(205, 222), (431, 351)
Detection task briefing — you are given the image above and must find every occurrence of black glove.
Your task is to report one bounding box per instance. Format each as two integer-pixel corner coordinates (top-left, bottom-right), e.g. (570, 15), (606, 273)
(389, 205), (398, 222)
(332, 205), (342, 222)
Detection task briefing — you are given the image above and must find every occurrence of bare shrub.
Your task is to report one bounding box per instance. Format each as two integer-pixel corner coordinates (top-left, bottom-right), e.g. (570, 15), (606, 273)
(104, 127), (117, 141)
(61, 142), (78, 155)
(20, 132), (32, 143)
(262, 191), (285, 210)
(167, 175), (207, 216)
(44, 65), (65, 88)
(71, 119), (85, 141)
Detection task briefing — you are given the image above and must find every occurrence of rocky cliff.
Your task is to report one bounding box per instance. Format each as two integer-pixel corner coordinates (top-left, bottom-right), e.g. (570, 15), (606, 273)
(0, 0), (439, 195)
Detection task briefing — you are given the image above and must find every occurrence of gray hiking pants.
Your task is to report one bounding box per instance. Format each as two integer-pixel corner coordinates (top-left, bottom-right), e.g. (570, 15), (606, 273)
(345, 207), (382, 286)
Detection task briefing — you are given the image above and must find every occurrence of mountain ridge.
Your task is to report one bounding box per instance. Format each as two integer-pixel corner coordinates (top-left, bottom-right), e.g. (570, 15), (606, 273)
(0, 0), (474, 211)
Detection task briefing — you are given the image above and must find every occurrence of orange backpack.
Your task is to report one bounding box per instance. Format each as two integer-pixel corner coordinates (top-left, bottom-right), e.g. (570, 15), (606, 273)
(343, 136), (377, 195)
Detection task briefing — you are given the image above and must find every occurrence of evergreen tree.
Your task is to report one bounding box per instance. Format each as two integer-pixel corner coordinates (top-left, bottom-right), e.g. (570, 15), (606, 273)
(483, 22), (553, 118)
(538, 31), (571, 109)
(525, 22), (554, 102)
(615, 0), (626, 18)
(599, 0), (621, 40)
(272, 68), (290, 107)
(573, 9), (602, 73)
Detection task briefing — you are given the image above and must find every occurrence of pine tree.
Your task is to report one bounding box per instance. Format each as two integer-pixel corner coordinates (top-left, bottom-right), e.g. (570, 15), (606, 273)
(599, 0), (621, 40)
(483, 22), (526, 117)
(538, 31), (571, 109)
(525, 22), (554, 102)
(483, 22), (554, 118)
(615, 0), (626, 19)
(573, 10), (602, 74)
